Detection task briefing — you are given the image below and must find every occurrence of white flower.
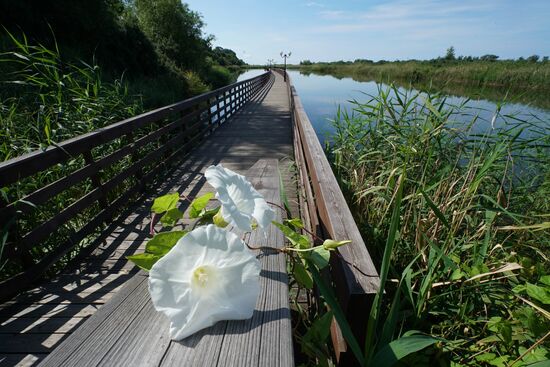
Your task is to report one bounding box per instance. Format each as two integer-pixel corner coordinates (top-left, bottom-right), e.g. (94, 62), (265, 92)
(205, 164), (275, 232)
(148, 224), (261, 340)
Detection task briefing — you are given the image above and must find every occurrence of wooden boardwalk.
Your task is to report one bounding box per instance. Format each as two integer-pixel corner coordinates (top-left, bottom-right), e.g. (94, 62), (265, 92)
(0, 72), (296, 366)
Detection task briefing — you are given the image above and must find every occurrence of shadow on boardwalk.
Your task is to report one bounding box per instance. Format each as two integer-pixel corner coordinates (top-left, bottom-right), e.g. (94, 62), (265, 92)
(0, 72), (296, 366)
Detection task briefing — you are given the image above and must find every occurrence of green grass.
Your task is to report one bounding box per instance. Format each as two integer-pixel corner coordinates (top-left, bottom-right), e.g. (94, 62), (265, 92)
(297, 61), (550, 110)
(328, 84), (550, 365)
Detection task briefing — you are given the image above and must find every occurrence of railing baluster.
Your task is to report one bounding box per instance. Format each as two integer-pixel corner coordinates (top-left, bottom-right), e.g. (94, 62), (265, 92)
(216, 94), (221, 126)
(0, 72), (271, 302)
(207, 97), (214, 134)
(224, 90), (230, 120)
(83, 150), (109, 209)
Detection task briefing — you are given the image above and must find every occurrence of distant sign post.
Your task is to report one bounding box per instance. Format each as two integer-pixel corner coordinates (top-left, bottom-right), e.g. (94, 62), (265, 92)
(280, 51), (291, 81)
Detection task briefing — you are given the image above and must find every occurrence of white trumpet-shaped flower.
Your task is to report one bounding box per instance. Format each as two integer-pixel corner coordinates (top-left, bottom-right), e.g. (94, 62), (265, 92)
(205, 164), (275, 232)
(148, 224), (261, 340)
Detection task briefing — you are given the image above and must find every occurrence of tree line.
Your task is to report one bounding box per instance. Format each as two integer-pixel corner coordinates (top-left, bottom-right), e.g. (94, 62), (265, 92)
(300, 46), (548, 66)
(0, 0), (246, 103)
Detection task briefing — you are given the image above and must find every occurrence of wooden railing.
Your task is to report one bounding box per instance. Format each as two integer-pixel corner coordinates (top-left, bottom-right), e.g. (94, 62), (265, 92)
(275, 69), (380, 364)
(0, 72), (272, 302)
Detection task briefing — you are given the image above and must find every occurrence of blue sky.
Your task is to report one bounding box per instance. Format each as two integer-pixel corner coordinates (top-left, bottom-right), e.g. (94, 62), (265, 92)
(185, 0), (550, 65)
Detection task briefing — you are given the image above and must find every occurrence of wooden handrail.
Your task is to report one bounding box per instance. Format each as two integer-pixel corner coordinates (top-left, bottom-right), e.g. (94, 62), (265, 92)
(0, 72), (272, 302)
(275, 68), (380, 364)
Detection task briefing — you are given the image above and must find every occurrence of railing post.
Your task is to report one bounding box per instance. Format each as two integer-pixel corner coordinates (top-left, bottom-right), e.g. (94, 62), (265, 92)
(238, 84), (242, 109)
(126, 131), (146, 192)
(207, 97), (214, 134)
(83, 150), (109, 209)
(224, 90), (230, 120)
(216, 94), (222, 126)
(240, 84), (244, 108)
(230, 87), (236, 115)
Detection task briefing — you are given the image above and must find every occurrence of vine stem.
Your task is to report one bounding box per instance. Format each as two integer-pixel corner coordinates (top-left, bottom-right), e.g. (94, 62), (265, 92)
(245, 242), (330, 255)
(246, 243), (285, 253)
(150, 213), (156, 236)
(266, 200), (325, 243)
(510, 329), (550, 366)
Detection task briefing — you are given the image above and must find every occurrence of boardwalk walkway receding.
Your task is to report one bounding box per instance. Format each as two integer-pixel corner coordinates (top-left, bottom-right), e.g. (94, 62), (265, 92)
(0, 72), (296, 366)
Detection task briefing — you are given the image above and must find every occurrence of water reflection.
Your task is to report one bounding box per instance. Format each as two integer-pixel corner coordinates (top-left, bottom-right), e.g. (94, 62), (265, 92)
(238, 69), (550, 145)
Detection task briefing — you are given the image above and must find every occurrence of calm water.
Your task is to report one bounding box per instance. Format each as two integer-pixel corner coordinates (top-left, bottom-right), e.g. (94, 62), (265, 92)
(238, 69), (550, 144)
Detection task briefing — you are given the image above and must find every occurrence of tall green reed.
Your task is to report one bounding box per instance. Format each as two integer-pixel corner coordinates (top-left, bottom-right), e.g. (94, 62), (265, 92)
(330, 84), (550, 365)
(0, 31), (142, 161)
(0, 32), (144, 279)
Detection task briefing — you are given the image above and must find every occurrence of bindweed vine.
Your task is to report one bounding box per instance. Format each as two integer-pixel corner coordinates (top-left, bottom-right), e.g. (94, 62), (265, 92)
(127, 164), (356, 356)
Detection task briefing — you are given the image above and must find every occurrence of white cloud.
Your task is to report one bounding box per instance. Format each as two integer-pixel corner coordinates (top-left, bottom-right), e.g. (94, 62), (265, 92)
(310, 0), (497, 37)
(318, 10), (349, 20)
(305, 1), (325, 7)
(267, 32), (289, 43)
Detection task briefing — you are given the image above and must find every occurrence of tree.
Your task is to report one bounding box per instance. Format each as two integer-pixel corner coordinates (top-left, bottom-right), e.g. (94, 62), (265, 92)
(480, 54), (499, 62)
(445, 46), (456, 61)
(526, 54), (540, 62)
(134, 0), (210, 71)
(210, 47), (245, 66)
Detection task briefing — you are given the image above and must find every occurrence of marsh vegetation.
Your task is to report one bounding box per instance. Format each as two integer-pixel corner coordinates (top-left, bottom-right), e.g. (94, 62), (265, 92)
(327, 85), (550, 365)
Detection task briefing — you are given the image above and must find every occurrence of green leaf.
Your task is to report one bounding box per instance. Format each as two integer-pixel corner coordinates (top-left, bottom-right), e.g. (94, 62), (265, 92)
(419, 188), (450, 228)
(365, 173), (405, 360)
(450, 268), (464, 281)
(476, 353), (497, 362)
(522, 361), (550, 367)
(526, 283), (550, 304)
(189, 193), (214, 218)
(272, 221), (310, 248)
(278, 166), (292, 219)
(488, 356), (510, 367)
(213, 209), (228, 228)
(196, 207), (221, 226)
(476, 210), (496, 265)
(370, 333), (441, 367)
(309, 247), (331, 269)
(293, 262), (313, 289)
(151, 193), (180, 214)
(126, 253), (160, 271)
(303, 311), (333, 344)
(540, 275), (550, 287)
(519, 346), (550, 364)
(322, 239), (351, 250)
(160, 208), (183, 227)
(146, 231), (187, 256)
(284, 218), (304, 230)
(307, 261), (365, 366)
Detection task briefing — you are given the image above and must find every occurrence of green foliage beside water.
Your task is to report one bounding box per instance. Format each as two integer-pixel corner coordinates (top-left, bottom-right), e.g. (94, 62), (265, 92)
(0, 0), (245, 110)
(0, 1), (248, 279)
(329, 85), (550, 365)
(297, 58), (550, 109)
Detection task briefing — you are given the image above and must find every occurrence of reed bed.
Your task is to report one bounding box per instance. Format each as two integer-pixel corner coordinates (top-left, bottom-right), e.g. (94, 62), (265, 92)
(0, 35), (148, 278)
(329, 85), (550, 365)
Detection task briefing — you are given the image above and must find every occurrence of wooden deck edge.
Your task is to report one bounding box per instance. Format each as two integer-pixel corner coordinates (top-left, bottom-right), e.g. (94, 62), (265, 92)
(276, 68), (381, 363)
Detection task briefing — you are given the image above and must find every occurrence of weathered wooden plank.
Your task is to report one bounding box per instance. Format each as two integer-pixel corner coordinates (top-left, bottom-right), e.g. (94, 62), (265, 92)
(0, 72), (270, 303)
(0, 353), (48, 366)
(37, 274), (147, 367)
(0, 333), (70, 353)
(0, 304), (100, 319)
(96, 291), (170, 366)
(0, 317), (87, 334)
(287, 75), (380, 362)
(217, 161), (293, 367)
(36, 158), (293, 367)
(2, 71), (293, 366)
